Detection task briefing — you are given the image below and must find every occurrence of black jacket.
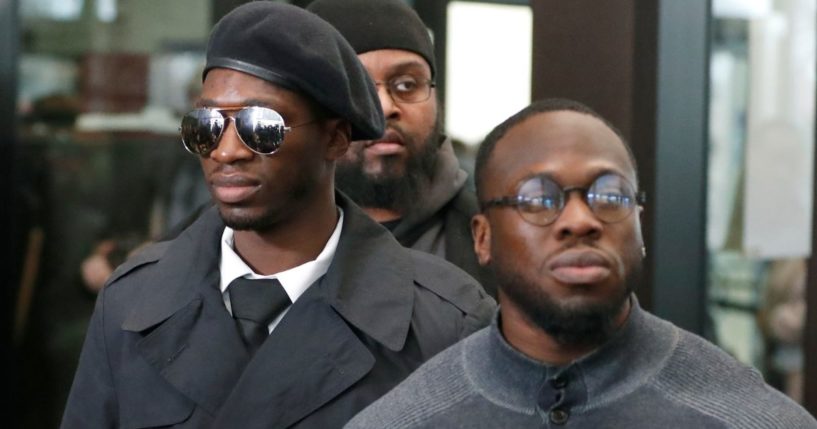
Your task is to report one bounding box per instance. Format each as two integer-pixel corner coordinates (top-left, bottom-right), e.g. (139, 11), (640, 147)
(61, 193), (495, 429)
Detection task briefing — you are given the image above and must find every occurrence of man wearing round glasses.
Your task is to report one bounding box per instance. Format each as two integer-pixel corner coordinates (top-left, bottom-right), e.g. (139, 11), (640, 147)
(61, 3), (494, 428)
(308, 0), (494, 295)
(345, 99), (816, 428)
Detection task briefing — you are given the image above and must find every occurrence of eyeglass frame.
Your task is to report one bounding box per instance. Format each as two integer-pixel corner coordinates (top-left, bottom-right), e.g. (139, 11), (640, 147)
(372, 75), (436, 104)
(480, 172), (647, 226)
(179, 106), (316, 156)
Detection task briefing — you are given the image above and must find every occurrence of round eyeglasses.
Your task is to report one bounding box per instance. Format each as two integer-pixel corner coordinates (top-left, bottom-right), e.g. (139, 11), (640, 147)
(180, 106), (315, 156)
(373, 74), (436, 104)
(480, 173), (646, 226)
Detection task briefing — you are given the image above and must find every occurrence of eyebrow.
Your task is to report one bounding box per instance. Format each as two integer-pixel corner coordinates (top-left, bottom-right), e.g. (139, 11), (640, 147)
(385, 60), (432, 79)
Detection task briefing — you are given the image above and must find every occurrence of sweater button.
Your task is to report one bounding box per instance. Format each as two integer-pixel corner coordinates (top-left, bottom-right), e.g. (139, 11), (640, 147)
(550, 375), (567, 389)
(549, 408), (569, 425)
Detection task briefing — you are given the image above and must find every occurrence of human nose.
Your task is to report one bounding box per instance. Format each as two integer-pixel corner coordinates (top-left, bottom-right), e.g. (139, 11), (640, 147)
(552, 192), (602, 240)
(208, 118), (255, 163)
(375, 83), (401, 120)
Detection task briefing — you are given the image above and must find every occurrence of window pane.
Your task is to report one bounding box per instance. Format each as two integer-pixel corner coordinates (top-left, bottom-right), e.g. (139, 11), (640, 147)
(445, 1), (532, 145)
(707, 0), (814, 404)
(15, 1), (212, 426)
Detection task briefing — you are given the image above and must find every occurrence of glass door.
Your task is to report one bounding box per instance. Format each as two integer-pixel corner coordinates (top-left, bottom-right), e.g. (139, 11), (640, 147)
(13, 1), (212, 426)
(707, 0), (814, 404)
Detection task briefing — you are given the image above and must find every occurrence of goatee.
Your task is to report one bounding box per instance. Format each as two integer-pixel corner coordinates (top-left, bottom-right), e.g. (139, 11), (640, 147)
(496, 249), (642, 349)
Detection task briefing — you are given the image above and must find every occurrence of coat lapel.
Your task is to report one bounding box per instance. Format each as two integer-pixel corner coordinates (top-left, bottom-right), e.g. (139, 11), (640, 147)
(326, 193), (416, 352)
(212, 194), (418, 428)
(213, 284), (375, 428)
(122, 208), (251, 415)
(121, 197), (422, 426)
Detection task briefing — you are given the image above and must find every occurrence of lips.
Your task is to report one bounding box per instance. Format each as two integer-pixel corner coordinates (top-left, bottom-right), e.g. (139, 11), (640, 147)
(210, 174), (261, 204)
(364, 129), (405, 156)
(547, 249), (612, 285)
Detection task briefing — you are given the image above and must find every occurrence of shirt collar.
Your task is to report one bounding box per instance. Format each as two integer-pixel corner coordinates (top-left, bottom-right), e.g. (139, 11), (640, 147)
(219, 208), (344, 303)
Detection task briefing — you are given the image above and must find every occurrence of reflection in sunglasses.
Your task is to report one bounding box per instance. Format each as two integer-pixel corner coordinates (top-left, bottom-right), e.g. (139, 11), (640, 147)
(180, 106), (297, 156)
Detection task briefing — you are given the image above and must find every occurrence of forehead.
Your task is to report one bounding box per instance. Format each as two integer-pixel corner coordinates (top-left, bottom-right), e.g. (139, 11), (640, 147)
(198, 68), (312, 114)
(487, 111), (636, 192)
(357, 49), (432, 79)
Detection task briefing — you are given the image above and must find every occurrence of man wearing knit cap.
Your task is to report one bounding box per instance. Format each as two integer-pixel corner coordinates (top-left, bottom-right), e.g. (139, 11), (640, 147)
(307, 0), (495, 296)
(60, 3), (494, 428)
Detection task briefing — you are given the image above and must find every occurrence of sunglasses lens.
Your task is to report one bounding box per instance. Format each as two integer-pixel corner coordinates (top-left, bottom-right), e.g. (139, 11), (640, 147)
(235, 106), (287, 155)
(181, 109), (224, 155)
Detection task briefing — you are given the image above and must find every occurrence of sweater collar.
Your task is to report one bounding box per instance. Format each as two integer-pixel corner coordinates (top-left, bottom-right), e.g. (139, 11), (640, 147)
(465, 296), (678, 415)
(391, 136), (467, 237)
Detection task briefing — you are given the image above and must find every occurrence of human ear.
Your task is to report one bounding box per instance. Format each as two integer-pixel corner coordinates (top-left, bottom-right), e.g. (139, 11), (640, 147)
(471, 213), (492, 266)
(324, 119), (351, 161)
(636, 205), (646, 256)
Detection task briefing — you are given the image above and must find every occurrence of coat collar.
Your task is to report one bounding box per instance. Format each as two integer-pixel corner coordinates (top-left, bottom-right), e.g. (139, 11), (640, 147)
(121, 206), (224, 332)
(213, 286), (376, 428)
(121, 191), (416, 352)
(322, 192), (415, 351)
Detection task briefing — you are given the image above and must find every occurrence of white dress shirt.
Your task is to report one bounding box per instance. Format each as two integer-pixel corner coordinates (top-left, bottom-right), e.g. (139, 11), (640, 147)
(219, 209), (343, 333)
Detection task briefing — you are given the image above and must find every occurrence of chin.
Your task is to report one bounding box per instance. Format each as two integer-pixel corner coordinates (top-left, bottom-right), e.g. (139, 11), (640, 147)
(218, 205), (277, 231)
(498, 268), (632, 348)
(366, 159), (407, 180)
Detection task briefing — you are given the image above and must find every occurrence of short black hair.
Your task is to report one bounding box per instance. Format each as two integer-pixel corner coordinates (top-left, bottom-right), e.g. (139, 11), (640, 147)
(474, 98), (638, 203)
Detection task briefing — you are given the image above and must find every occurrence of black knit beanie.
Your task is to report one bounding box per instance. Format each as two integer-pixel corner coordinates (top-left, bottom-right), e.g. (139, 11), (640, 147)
(204, 1), (385, 141)
(306, 0), (436, 78)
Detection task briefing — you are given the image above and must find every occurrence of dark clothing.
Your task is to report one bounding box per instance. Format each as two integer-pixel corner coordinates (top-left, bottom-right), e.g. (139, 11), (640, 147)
(205, 2), (384, 141)
(390, 138), (495, 297)
(61, 193), (495, 429)
(347, 298), (817, 429)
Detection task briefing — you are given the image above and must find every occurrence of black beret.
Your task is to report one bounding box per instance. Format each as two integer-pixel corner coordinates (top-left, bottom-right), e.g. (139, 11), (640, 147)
(204, 1), (384, 141)
(307, 0), (436, 78)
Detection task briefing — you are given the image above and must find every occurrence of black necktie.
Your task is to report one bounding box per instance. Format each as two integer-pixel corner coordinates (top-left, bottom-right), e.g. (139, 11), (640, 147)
(228, 277), (291, 353)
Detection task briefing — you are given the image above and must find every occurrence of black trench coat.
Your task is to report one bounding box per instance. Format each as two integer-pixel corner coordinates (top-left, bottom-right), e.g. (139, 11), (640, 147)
(60, 193), (495, 429)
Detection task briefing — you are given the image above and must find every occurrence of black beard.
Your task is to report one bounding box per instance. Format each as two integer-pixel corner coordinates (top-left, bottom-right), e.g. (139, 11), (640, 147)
(335, 127), (441, 213)
(496, 250), (642, 349)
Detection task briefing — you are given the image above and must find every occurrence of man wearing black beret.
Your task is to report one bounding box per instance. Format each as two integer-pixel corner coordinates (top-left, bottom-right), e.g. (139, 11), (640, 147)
(60, 3), (494, 428)
(307, 0), (496, 297)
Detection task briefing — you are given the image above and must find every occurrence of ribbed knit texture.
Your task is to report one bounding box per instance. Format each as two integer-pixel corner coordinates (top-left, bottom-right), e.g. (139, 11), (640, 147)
(650, 334), (817, 429)
(346, 300), (817, 429)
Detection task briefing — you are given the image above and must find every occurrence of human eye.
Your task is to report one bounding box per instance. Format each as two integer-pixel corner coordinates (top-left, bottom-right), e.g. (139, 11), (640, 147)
(587, 174), (637, 222)
(390, 75), (420, 94)
(589, 192), (631, 207)
(519, 195), (560, 212)
(516, 176), (562, 212)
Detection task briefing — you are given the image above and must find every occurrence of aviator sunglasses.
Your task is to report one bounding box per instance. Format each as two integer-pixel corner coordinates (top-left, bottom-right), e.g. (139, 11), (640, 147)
(180, 106), (315, 156)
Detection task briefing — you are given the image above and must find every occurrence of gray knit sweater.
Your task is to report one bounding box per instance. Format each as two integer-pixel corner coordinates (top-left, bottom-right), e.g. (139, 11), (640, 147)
(346, 298), (817, 428)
